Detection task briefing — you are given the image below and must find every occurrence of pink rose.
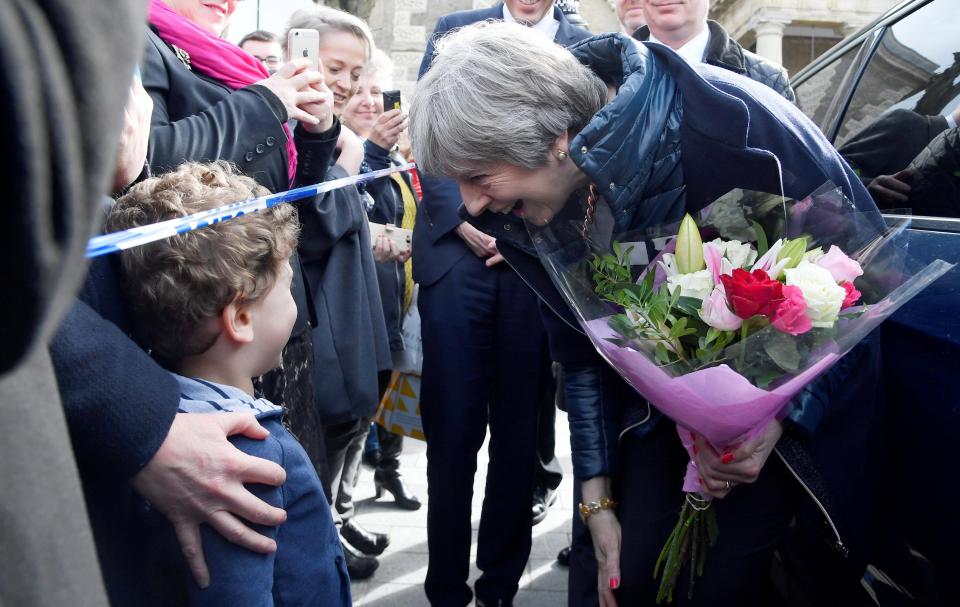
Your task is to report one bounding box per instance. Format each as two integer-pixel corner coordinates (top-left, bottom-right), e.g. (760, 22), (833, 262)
(699, 286), (743, 331)
(841, 281), (861, 309)
(771, 285), (813, 336)
(815, 245), (863, 284)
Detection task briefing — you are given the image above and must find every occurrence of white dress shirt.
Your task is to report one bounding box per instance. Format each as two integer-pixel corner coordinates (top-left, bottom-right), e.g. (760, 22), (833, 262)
(649, 26), (711, 66)
(503, 3), (561, 41)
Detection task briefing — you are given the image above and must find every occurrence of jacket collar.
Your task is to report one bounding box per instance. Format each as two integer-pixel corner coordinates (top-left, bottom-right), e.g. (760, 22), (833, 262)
(703, 21), (746, 74)
(566, 34), (751, 198)
(553, 5), (588, 46)
(633, 21), (746, 74)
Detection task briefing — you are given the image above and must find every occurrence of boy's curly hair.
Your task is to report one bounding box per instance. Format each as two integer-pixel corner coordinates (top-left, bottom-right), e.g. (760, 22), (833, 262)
(107, 161), (300, 364)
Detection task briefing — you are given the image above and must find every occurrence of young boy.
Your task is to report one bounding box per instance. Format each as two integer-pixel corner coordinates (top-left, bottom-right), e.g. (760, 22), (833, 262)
(107, 161), (351, 606)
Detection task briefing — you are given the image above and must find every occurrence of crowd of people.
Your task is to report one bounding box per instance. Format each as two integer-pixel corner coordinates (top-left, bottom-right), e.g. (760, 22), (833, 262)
(2, 1), (922, 607)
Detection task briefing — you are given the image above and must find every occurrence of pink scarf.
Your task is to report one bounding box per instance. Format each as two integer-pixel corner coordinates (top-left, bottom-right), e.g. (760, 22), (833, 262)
(147, 0), (297, 186)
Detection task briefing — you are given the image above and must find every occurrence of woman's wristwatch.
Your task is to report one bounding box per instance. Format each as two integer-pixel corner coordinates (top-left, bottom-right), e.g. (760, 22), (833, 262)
(578, 496), (618, 522)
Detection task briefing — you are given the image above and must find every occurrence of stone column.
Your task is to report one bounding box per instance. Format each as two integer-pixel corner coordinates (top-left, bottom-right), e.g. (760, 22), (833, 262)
(755, 20), (787, 66)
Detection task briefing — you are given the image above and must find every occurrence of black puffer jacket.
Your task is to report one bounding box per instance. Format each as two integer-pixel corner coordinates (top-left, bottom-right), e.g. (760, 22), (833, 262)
(634, 20), (795, 103)
(906, 126), (960, 217)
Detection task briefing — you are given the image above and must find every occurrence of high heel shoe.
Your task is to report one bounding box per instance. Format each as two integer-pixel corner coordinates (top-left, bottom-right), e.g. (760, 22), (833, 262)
(374, 469), (422, 510)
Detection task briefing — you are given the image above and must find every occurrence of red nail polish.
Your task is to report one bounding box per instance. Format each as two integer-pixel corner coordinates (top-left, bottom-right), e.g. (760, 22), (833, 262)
(721, 451), (734, 464)
(610, 577), (620, 589)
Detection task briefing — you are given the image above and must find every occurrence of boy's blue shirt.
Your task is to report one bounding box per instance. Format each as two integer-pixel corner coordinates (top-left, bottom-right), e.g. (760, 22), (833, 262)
(174, 374), (282, 417)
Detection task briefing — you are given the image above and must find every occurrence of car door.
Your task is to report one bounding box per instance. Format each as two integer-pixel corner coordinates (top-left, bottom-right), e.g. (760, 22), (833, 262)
(793, 1), (959, 604)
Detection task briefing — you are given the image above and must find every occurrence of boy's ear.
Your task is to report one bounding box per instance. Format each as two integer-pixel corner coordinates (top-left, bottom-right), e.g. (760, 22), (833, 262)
(221, 298), (255, 344)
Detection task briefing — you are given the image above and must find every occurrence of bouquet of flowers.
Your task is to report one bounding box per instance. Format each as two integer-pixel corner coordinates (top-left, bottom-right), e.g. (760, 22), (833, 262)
(524, 183), (953, 603)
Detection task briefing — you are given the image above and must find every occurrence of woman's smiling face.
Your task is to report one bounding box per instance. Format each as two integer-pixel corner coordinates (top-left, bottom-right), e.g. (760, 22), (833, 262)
(457, 161), (576, 225)
(318, 31), (367, 113)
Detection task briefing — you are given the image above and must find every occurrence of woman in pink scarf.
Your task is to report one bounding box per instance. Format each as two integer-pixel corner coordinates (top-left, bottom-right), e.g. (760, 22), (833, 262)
(136, 1), (352, 604)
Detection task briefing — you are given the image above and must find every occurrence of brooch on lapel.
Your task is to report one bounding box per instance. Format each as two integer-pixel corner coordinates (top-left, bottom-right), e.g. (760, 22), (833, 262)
(172, 45), (192, 70)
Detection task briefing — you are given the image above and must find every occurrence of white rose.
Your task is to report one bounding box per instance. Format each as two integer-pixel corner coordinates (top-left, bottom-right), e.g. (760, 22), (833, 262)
(784, 261), (845, 328)
(666, 269), (714, 301)
(707, 238), (758, 269)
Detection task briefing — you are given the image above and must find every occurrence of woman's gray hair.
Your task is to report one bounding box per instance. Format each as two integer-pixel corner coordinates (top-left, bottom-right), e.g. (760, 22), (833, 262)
(284, 6), (375, 61)
(409, 21), (606, 178)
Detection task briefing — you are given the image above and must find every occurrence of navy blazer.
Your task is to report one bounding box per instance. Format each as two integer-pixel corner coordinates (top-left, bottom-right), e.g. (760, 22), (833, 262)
(411, 3), (591, 286)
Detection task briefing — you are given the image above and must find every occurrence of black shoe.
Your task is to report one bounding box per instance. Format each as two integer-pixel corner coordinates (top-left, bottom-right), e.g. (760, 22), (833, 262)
(340, 519), (390, 556)
(556, 545), (571, 567)
(342, 540), (379, 580)
(476, 599), (513, 607)
(532, 484), (558, 526)
(362, 448), (381, 468)
(374, 469), (422, 510)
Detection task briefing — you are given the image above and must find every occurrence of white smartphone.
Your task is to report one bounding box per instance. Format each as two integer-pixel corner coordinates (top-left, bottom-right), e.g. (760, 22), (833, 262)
(287, 28), (320, 72)
(368, 222), (412, 255)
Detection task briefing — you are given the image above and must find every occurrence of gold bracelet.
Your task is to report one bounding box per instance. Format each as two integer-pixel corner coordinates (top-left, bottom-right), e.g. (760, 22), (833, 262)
(578, 496), (618, 522)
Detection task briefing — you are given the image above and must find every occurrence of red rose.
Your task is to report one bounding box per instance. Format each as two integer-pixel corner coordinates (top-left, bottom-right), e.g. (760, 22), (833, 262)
(719, 268), (785, 319)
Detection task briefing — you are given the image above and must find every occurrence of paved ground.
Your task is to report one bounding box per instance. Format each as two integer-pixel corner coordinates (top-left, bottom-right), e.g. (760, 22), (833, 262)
(349, 411), (575, 606)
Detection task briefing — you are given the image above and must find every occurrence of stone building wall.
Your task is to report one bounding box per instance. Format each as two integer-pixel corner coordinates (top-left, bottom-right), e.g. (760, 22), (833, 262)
(366, 0), (619, 104)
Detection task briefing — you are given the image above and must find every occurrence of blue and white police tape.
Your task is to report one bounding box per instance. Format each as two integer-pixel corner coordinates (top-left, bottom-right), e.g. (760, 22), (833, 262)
(86, 163), (416, 258)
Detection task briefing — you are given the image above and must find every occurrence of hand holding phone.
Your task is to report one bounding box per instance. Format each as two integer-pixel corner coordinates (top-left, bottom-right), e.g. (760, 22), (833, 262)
(368, 91), (408, 152)
(287, 28), (320, 72)
(382, 90), (401, 112)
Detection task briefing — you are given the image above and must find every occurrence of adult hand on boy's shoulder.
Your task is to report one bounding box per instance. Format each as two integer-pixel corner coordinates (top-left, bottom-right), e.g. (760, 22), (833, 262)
(132, 412), (288, 588)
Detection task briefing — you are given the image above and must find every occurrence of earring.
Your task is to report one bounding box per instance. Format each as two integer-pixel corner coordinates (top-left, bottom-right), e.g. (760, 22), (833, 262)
(557, 150), (568, 161)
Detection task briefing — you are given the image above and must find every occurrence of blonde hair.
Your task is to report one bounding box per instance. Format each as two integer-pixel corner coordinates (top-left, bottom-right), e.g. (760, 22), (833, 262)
(284, 5), (375, 61)
(107, 161), (299, 363)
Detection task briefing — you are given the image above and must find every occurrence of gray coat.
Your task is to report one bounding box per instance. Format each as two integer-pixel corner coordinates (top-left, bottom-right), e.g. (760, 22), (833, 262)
(298, 130), (392, 425)
(0, 0), (144, 605)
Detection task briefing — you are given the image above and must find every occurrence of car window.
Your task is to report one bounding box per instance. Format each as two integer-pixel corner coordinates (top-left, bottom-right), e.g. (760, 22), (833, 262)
(834, 0), (960, 217)
(794, 39), (868, 135)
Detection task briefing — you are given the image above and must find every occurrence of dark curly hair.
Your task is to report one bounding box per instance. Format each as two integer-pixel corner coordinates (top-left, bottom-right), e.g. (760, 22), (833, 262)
(106, 161), (299, 364)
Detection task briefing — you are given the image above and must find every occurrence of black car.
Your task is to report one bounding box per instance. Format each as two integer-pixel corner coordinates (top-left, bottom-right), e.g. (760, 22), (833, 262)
(790, 1), (959, 604)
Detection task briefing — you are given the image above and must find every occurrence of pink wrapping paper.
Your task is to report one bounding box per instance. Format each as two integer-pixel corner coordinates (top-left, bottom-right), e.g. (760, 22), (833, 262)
(585, 318), (839, 492)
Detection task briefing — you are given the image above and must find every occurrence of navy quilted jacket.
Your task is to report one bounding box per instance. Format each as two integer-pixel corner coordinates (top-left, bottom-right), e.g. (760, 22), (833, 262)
(469, 34), (884, 560)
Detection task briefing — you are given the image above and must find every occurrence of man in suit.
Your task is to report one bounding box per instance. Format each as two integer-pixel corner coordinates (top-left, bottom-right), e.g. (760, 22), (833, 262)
(414, 2), (589, 605)
(633, 0), (795, 102)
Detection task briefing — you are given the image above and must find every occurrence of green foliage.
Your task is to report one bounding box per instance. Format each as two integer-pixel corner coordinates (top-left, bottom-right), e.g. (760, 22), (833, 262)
(590, 245), (737, 373)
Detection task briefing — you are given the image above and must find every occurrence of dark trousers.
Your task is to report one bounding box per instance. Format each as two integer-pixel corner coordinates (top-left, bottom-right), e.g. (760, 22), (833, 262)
(322, 417), (371, 528)
(419, 254), (548, 606)
(615, 420), (800, 606)
(535, 362), (563, 491)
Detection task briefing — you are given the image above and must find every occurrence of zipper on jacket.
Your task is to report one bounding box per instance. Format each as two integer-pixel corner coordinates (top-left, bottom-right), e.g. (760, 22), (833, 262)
(618, 401), (652, 441)
(774, 449), (849, 558)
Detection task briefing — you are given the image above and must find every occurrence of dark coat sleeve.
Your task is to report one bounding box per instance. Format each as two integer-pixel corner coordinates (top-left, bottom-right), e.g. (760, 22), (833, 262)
(51, 298), (179, 481)
(905, 126), (960, 217)
(839, 110), (949, 183)
(293, 121), (340, 187)
(141, 29), (288, 175)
